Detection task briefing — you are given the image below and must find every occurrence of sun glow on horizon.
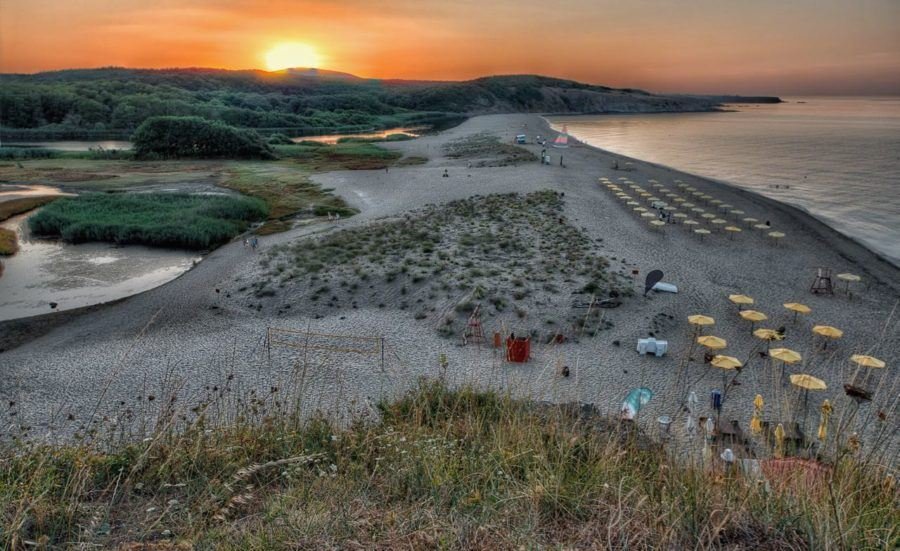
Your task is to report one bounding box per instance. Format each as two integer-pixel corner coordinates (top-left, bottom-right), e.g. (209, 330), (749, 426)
(264, 42), (322, 71)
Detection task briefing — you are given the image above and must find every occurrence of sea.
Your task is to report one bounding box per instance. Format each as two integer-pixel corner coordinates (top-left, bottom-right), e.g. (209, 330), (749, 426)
(547, 97), (900, 266)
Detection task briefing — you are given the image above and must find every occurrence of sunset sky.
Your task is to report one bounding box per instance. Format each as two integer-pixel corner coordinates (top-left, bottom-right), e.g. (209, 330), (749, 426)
(2, 0), (899, 95)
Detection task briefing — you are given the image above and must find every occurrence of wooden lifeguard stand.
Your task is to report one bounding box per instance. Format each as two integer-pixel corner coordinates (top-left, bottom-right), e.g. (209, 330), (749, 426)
(810, 267), (834, 295)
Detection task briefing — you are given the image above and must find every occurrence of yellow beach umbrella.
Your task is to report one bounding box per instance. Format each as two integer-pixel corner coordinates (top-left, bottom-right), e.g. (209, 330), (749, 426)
(633, 207), (648, 212)
(683, 219), (699, 226)
(774, 423), (786, 458)
(740, 309), (768, 333)
(770, 348), (802, 364)
(711, 218), (727, 225)
(783, 302), (811, 322)
(701, 213), (716, 219)
(640, 212), (656, 218)
(753, 329), (783, 349)
(813, 325), (843, 349)
(817, 399), (833, 441)
(754, 223), (771, 230)
(688, 314), (715, 327)
(740, 310), (767, 322)
(790, 374), (827, 391)
(697, 335), (727, 350)
(751, 394), (764, 435)
(694, 228), (711, 240)
(768, 231), (785, 245)
(649, 219), (666, 230)
(770, 347), (802, 380)
(729, 294), (754, 309)
(724, 226), (742, 240)
(850, 354), (885, 369)
(837, 273), (861, 296)
(711, 355), (742, 370)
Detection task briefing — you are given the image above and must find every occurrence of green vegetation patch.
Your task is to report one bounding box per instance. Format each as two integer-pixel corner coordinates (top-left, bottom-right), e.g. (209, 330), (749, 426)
(1, 381), (896, 549)
(28, 192), (267, 249)
(132, 116), (275, 160)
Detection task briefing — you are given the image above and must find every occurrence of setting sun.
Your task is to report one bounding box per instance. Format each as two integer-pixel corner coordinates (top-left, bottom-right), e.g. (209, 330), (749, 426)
(264, 42), (321, 71)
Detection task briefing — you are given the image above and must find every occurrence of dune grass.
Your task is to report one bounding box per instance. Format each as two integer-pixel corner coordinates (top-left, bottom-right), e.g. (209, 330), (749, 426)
(27, 193), (268, 250)
(1, 379), (896, 549)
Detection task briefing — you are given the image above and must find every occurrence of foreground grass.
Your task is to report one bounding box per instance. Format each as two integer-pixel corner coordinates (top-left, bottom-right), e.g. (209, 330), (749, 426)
(28, 193), (268, 249)
(2, 381), (896, 549)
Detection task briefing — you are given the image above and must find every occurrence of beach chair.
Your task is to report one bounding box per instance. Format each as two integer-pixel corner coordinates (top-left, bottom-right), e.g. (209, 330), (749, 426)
(637, 337), (668, 357)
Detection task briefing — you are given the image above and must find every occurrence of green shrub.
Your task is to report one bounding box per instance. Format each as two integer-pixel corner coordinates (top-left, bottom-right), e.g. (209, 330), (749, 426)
(29, 192), (267, 249)
(132, 116), (275, 159)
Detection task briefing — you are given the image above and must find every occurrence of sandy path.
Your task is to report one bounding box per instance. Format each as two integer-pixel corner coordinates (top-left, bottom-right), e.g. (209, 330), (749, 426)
(1, 114), (897, 460)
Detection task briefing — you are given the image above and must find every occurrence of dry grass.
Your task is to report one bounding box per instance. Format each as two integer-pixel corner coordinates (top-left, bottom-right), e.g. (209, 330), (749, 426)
(0, 228), (18, 256)
(1, 378), (896, 549)
(0, 196), (59, 222)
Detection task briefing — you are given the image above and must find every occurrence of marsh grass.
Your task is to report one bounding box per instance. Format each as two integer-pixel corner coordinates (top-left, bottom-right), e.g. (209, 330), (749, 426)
(1, 378), (896, 549)
(28, 193), (268, 249)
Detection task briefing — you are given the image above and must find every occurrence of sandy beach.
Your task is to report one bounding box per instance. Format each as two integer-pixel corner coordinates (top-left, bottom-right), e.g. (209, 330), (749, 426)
(1, 114), (897, 460)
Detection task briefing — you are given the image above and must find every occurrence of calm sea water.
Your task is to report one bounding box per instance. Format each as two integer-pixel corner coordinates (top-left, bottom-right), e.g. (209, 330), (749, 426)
(548, 97), (900, 266)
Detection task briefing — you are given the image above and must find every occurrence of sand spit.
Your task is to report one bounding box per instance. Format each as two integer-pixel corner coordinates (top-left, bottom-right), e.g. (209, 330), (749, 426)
(0, 115), (897, 461)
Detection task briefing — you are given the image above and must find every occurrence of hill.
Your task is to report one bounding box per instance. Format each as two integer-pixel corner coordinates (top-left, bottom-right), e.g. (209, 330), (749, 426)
(0, 67), (780, 139)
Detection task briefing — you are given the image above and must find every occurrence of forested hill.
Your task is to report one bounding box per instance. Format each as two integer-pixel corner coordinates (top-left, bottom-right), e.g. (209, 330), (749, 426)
(0, 68), (780, 139)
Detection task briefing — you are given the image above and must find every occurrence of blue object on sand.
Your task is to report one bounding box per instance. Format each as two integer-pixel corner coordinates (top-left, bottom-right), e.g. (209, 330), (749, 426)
(621, 387), (654, 420)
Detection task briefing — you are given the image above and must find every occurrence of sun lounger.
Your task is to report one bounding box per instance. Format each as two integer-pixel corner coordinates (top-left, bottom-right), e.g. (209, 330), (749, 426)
(637, 337), (668, 357)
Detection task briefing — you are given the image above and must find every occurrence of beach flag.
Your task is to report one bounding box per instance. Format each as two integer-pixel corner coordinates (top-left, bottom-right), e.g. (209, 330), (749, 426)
(553, 125), (569, 148)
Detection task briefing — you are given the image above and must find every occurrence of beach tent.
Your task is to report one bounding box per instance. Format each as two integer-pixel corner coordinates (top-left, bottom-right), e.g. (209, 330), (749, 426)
(552, 125), (569, 148)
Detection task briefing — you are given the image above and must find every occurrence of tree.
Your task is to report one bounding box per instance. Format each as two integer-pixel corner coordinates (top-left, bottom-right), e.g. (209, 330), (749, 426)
(131, 116), (275, 159)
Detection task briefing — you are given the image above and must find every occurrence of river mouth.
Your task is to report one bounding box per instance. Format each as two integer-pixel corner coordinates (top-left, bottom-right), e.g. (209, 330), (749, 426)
(0, 185), (200, 321)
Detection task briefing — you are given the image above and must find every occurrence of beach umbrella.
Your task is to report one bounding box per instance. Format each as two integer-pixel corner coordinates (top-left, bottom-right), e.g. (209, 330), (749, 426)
(711, 355), (742, 370)
(770, 348), (802, 364)
(790, 373), (827, 391)
(701, 213), (716, 219)
(774, 423), (786, 458)
(682, 202), (695, 207)
(640, 212), (656, 218)
(729, 209), (745, 218)
(770, 347), (802, 379)
(688, 314), (715, 327)
(683, 219), (699, 226)
(710, 199), (723, 205)
(724, 226), (742, 240)
(850, 354), (885, 369)
(754, 328), (783, 349)
(712, 354), (743, 389)
(751, 394), (764, 435)
(627, 201), (639, 206)
(674, 197), (686, 203)
(817, 399), (833, 441)
(743, 217), (758, 227)
(836, 273), (861, 296)
(719, 203), (732, 210)
(791, 374), (827, 429)
(812, 325), (843, 349)
(649, 219), (666, 230)
(754, 223), (771, 230)
(633, 207), (647, 212)
(691, 207), (706, 213)
(846, 354), (886, 403)
(673, 213), (688, 221)
(697, 335), (727, 350)
(694, 228), (711, 241)
(783, 302), (811, 322)
(728, 294), (754, 310)
(711, 218), (727, 225)
(740, 309), (768, 334)
(768, 231), (785, 245)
